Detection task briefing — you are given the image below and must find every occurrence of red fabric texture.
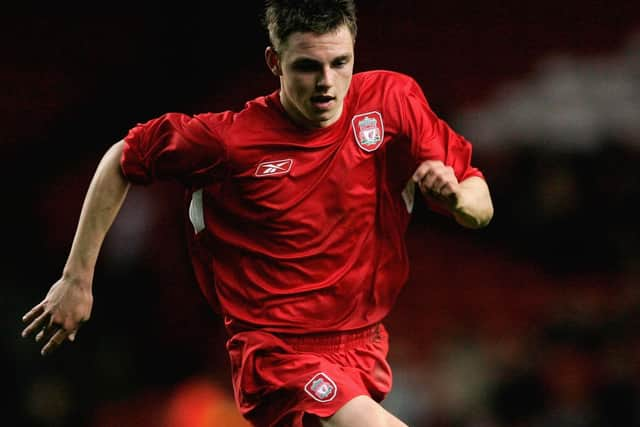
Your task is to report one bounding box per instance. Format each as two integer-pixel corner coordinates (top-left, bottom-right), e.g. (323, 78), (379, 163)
(121, 70), (485, 334)
(226, 324), (392, 427)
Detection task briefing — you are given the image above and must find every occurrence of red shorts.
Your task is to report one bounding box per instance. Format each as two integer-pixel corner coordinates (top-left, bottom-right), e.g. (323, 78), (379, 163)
(226, 323), (393, 427)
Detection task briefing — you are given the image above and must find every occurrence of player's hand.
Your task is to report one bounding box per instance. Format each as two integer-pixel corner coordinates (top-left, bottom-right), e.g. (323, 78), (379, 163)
(21, 277), (93, 356)
(412, 160), (459, 209)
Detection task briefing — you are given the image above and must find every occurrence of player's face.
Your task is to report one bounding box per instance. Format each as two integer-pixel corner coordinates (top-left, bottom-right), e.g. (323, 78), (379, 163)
(272, 25), (354, 128)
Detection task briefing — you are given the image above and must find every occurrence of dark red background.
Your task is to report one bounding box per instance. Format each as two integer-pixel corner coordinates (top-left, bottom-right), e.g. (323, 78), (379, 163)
(3, 2), (639, 426)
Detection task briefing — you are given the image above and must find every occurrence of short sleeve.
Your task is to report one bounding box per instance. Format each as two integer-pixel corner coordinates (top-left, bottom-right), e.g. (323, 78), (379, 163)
(121, 112), (230, 186)
(399, 76), (484, 182)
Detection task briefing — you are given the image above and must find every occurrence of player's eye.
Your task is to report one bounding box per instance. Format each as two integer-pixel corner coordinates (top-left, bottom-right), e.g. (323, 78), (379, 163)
(292, 60), (322, 72)
(332, 56), (351, 69)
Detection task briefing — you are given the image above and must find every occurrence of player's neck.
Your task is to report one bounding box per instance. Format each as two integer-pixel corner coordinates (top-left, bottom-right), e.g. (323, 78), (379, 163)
(279, 91), (344, 130)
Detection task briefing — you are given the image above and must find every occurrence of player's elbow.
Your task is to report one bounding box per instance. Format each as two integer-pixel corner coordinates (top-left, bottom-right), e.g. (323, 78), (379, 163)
(454, 201), (494, 229)
(473, 207), (494, 229)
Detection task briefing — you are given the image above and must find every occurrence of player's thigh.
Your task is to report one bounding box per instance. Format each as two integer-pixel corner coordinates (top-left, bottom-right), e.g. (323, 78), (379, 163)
(316, 395), (408, 427)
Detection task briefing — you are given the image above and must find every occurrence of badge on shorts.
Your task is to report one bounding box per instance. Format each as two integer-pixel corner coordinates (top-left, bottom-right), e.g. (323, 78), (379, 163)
(304, 372), (338, 402)
(352, 111), (384, 152)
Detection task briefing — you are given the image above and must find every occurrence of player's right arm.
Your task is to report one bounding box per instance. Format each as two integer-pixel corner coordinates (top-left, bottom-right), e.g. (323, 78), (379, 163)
(21, 140), (130, 356)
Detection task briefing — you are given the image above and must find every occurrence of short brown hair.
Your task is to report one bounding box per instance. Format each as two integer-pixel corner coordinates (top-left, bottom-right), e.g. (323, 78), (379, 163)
(263, 0), (357, 51)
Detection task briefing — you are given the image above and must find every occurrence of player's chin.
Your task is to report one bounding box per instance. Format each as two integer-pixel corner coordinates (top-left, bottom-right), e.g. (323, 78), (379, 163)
(309, 108), (340, 124)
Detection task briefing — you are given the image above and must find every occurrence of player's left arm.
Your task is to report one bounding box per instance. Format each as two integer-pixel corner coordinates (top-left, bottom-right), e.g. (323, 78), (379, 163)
(412, 160), (493, 229)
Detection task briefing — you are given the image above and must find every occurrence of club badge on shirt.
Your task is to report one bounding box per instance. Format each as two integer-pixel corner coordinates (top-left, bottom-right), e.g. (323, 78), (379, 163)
(352, 111), (384, 152)
(304, 372), (338, 402)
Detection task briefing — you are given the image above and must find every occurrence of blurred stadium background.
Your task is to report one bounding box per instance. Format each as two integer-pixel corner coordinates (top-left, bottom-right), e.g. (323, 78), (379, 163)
(2, 1), (639, 426)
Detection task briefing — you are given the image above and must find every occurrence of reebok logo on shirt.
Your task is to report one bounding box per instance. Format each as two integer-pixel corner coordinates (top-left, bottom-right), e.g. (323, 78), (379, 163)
(254, 159), (293, 177)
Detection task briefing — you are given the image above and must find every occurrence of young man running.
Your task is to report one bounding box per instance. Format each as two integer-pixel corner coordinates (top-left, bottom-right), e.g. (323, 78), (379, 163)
(22, 1), (493, 426)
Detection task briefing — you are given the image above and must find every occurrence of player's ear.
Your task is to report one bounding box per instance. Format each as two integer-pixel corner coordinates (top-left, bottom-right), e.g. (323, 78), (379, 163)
(265, 46), (282, 76)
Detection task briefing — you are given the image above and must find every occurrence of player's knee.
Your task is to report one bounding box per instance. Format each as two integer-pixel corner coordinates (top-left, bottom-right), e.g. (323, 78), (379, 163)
(316, 395), (408, 427)
(317, 415), (408, 427)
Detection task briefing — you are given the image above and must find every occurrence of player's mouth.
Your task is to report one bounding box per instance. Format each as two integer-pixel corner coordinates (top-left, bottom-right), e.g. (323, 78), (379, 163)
(310, 95), (335, 110)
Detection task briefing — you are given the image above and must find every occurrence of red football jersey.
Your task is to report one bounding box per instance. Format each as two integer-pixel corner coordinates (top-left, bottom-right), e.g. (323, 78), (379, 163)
(121, 70), (483, 334)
